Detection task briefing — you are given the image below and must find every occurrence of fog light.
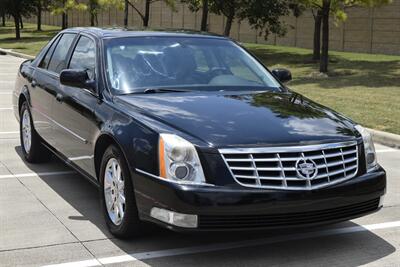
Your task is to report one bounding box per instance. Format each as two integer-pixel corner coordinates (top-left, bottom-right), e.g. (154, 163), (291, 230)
(150, 207), (198, 228)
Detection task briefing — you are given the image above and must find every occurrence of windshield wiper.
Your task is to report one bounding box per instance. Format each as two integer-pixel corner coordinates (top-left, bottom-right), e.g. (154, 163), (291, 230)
(143, 88), (193, 94)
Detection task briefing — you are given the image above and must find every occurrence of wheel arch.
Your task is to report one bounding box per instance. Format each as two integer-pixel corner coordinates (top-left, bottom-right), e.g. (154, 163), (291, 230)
(94, 133), (132, 180)
(18, 86), (31, 114)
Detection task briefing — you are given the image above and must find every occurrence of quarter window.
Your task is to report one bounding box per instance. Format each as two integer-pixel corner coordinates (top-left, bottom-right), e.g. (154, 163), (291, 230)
(39, 35), (61, 69)
(69, 36), (96, 80)
(47, 33), (76, 74)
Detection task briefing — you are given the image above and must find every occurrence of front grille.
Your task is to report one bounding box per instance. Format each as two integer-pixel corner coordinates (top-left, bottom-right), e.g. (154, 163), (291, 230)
(220, 141), (359, 190)
(199, 198), (379, 229)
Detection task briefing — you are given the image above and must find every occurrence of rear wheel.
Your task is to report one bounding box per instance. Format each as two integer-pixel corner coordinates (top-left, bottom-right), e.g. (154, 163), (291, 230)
(19, 102), (51, 163)
(99, 145), (146, 238)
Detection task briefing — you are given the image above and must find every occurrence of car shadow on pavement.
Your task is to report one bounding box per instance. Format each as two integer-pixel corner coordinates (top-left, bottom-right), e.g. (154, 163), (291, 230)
(14, 145), (397, 266)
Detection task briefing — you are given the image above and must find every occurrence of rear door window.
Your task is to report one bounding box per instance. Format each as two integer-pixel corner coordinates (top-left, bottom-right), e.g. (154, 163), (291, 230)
(47, 33), (76, 74)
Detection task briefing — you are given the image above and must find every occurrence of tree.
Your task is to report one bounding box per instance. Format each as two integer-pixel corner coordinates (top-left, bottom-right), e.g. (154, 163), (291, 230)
(238, 0), (294, 39)
(34, 0), (53, 31)
(50, 0), (87, 29)
(211, 0), (236, 36)
(0, 1), (6, 27)
(182, 0), (209, 31)
(0, 0), (36, 39)
(208, 0), (292, 38)
(312, 9), (322, 60)
(300, 0), (391, 73)
(89, 0), (99, 26)
(126, 0), (176, 27)
(86, 0), (123, 27)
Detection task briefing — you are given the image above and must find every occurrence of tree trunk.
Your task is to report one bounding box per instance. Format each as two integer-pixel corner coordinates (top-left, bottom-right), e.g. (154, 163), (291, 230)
(320, 1), (330, 73)
(143, 0), (150, 27)
(313, 10), (322, 61)
(224, 15), (234, 36)
(1, 12), (5, 27)
(90, 1), (95, 26)
(14, 15), (20, 39)
(37, 1), (42, 31)
(90, 13), (95, 27)
(200, 0), (209, 31)
(20, 15), (23, 29)
(62, 12), (68, 29)
(124, 0), (129, 27)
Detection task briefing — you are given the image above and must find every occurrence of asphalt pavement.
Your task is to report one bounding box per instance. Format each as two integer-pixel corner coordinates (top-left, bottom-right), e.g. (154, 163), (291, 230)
(0, 54), (400, 267)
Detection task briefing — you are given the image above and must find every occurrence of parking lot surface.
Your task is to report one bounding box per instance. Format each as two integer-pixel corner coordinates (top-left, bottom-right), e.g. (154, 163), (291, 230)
(0, 54), (400, 267)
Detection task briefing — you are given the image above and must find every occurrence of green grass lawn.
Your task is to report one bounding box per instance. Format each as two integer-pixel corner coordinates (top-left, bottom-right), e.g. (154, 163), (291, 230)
(0, 22), (399, 135)
(0, 22), (59, 56)
(247, 44), (400, 135)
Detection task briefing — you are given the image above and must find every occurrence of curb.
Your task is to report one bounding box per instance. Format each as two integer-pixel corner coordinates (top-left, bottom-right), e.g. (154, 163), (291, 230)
(0, 48), (35, 60)
(368, 128), (400, 149)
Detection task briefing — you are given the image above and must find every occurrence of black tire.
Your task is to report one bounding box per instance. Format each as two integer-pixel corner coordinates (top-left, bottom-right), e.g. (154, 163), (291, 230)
(19, 102), (51, 163)
(99, 145), (146, 238)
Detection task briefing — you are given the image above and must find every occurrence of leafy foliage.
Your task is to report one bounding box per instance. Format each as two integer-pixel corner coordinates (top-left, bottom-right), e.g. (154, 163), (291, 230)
(238, 0), (291, 38)
(49, 0), (87, 15)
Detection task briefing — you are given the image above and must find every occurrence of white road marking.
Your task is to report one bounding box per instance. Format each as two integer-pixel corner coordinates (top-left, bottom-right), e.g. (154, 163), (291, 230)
(0, 171), (76, 180)
(376, 149), (398, 153)
(0, 131), (19, 135)
(0, 107), (13, 110)
(0, 92), (12, 94)
(42, 220), (400, 267)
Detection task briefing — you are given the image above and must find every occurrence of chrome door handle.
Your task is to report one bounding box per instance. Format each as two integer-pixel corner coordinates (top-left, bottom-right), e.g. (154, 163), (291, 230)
(56, 93), (64, 102)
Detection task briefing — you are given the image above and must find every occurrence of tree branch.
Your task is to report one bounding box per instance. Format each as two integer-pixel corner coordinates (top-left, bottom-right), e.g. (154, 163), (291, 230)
(127, 0), (144, 19)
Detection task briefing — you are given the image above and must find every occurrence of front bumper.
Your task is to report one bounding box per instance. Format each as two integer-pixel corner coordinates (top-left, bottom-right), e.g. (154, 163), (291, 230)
(133, 166), (386, 231)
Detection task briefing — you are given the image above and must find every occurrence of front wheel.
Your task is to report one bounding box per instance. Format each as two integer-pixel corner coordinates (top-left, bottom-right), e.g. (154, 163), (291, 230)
(19, 102), (51, 163)
(99, 145), (146, 238)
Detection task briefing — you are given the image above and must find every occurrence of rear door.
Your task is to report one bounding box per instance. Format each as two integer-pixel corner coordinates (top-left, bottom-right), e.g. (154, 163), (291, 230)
(51, 34), (99, 177)
(31, 33), (76, 147)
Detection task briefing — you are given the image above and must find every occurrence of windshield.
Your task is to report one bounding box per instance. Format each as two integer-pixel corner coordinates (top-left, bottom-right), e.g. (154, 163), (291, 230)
(104, 36), (282, 94)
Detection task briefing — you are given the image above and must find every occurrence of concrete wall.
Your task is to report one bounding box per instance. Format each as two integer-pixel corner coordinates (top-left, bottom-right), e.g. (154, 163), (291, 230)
(25, 0), (400, 55)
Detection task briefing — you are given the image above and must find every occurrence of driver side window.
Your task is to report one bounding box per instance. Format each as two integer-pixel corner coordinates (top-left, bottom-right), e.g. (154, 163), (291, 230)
(69, 36), (96, 80)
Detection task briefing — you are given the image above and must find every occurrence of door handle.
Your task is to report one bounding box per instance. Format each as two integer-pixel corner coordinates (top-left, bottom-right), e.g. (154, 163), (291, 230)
(31, 80), (37, 88)
(56, 93), (64, 102)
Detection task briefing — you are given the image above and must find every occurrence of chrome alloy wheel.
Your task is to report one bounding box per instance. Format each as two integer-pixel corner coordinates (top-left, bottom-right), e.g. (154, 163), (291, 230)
(22, 109), (32, 154)
(104, 158), (126, 225)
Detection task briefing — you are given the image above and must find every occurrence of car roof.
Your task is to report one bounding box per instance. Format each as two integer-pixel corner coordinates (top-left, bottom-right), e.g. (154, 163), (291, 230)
(63, 27), (229, 40)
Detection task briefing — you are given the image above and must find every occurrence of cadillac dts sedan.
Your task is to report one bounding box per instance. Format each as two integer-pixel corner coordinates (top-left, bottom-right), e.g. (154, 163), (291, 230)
(13, 28), (386, 238)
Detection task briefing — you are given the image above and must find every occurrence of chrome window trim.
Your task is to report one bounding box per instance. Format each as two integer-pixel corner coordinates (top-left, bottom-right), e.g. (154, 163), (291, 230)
(219, 141), (359, 191)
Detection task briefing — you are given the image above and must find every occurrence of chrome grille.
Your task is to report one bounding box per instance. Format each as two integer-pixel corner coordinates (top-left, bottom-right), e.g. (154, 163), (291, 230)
(220, 141), (359, 190)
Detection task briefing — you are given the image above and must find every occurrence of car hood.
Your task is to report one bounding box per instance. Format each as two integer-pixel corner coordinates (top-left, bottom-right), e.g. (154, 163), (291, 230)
(116, 91), (359, 148)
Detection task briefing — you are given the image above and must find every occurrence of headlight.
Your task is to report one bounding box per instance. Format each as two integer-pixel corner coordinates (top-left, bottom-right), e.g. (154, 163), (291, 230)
(158, 134), (206, 184)
(355, 125), (377, 172)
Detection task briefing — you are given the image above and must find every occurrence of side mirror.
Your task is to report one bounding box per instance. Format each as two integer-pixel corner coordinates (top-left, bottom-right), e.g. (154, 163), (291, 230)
(60, 69), (96, 91)
(272, 68), (292, 83)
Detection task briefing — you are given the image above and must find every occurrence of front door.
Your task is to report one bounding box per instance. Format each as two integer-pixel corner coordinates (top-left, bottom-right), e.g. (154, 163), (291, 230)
(51, 35), (99, 177)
